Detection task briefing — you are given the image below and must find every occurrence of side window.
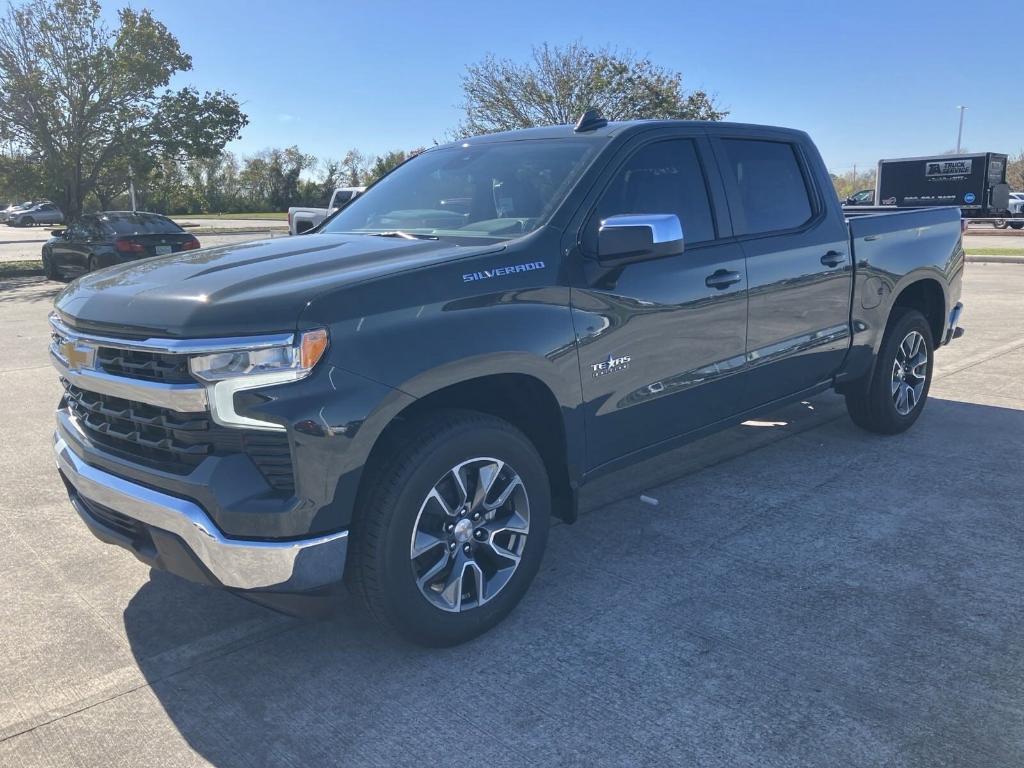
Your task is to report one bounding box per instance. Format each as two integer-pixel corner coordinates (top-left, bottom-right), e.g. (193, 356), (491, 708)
(76, 218), (94, 239)
(719, 139), (813, 235)
(589, 139), (716, 249)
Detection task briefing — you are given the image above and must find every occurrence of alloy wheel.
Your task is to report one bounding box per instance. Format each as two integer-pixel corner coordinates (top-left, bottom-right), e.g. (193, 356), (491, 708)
(409, 457), (529, 613)
(891, 330), (928, 416)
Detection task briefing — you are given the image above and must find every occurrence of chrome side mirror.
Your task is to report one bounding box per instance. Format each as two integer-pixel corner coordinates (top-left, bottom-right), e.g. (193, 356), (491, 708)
(597, 214), (684, 266)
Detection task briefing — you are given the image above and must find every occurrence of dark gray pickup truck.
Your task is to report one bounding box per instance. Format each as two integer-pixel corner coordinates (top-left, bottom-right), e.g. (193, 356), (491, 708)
(51, 115), (965, 645)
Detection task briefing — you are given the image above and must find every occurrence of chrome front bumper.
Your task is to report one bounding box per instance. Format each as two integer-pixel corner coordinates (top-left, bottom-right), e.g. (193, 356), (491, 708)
(55, 434), (348, 591)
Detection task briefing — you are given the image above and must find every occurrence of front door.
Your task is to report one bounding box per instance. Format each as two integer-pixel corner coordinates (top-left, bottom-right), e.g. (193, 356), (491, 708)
(570, 135), (749, 471)
(51, 222), (89, 275)
(712, 134), (853, 406)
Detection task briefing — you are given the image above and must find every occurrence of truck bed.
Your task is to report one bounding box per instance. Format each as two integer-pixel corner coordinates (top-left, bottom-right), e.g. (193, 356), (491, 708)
(846, 206), (964, 271)
(837, 205), (965, 386)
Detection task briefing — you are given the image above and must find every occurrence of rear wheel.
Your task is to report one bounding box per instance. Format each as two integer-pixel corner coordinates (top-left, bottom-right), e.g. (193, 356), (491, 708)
(844, 307), (934, 434)
(349, 410), (550, 646)
(1010, 221), (1024, 230)
(20, 216), (33, 227)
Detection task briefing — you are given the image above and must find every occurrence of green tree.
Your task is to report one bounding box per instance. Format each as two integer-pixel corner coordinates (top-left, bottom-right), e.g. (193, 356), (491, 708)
(235, 146), (313, 210)
(830, 167), (876, 201)
(339, 149), (370, 187)
(0, 149), (46, 201)
(0, 0), (247, 218)
(457, 42), (727, 136)
(1006, 151), (1024, 191)
(366, 149), (414, 184)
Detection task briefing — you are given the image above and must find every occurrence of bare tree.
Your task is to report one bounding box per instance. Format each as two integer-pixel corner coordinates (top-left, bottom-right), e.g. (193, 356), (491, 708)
(457, 42), (727, 136)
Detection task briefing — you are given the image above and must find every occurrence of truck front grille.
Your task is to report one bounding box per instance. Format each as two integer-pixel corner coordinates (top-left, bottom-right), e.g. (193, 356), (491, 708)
(63, 381), (295, 493)
(96, 347), (193, 384)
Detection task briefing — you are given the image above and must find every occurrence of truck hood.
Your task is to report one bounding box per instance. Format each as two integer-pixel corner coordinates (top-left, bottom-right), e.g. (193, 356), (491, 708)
(55, 233), (503, 338)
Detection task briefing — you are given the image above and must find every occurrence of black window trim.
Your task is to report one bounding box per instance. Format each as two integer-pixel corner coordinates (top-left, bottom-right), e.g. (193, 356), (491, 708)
(578, 134), (724, 256)
(712, 135), (825, 242)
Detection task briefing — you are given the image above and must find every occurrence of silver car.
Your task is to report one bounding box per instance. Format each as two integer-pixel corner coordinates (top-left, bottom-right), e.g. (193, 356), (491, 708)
(0, 201), (34, 223)
(6, 202), (63, 227)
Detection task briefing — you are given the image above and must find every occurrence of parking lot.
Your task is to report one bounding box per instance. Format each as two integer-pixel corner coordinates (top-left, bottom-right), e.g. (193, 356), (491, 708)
(0, 262), (1022, 767)
(0, 218), (286, 263)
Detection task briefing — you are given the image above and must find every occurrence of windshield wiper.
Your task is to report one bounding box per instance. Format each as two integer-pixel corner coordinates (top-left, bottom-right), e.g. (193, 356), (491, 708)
(369, 230), (439, 240)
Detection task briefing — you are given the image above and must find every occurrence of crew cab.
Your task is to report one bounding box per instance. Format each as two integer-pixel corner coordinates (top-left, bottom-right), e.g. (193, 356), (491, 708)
(288, 186), (365, 235)
(51, 115), (965, 646)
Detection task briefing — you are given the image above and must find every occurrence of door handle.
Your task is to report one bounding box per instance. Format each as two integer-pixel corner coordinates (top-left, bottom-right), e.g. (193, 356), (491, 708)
(705, 269), (742, 290)
(821, 250), (847, 268)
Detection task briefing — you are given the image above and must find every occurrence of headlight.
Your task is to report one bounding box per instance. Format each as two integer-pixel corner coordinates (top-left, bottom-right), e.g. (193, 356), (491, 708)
(189, 328), (329, 383)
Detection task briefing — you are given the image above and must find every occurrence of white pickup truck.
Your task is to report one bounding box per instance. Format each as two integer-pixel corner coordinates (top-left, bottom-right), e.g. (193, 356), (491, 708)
(287, 186), (365, 235)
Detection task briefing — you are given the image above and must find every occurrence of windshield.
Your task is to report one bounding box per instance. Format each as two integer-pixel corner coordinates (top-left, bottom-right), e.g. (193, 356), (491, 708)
(99, 212), (184, 235)
(321, 139), (601, 242)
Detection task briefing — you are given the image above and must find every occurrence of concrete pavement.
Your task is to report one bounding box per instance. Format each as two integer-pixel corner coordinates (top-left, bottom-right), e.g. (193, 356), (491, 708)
(0, 265), (1022, 766)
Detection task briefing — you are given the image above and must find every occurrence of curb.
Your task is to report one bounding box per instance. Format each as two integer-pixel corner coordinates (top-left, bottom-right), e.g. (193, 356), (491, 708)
(965, 229), (1024, 237)
(965, 256), (1024, 265)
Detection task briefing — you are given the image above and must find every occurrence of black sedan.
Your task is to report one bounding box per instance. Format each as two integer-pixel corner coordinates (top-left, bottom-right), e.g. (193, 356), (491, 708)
(42, 211), (201, 280)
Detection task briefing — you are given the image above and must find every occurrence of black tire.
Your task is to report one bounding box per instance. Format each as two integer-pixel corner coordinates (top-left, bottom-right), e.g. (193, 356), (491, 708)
(994, 219), (1009, 229)
(844, 307), (934, 434)
(20, 216), (33, 227)
(42, 251), (60, 280)
(1010, 222), (1024, 230)
(349, 410), (550, 646)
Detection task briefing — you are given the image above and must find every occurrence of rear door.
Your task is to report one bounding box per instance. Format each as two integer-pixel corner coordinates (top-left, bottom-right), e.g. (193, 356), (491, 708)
(712, 132), (852, 406)
(570, 132), (749, 470)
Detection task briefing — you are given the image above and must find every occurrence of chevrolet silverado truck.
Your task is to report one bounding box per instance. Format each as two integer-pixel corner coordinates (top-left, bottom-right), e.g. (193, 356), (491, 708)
(51, 114), (965, 646)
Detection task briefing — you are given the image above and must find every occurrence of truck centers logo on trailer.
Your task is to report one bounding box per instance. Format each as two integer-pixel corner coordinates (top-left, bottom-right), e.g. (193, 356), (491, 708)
(925, 159), (972, 178)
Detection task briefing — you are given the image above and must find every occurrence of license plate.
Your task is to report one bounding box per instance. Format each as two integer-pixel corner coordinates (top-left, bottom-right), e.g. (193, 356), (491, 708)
(155, 245), (172, 255)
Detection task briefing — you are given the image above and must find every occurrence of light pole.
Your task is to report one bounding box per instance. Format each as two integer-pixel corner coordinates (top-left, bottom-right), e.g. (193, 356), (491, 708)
(128, 164), (137, 212)
(955, 105), (967, 153)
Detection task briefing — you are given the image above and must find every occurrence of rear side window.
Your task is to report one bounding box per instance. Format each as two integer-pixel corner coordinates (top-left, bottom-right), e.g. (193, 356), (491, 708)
(592, 139), (716, 245)
(100, 214), (184, 235)
(720, 139), (813, 235)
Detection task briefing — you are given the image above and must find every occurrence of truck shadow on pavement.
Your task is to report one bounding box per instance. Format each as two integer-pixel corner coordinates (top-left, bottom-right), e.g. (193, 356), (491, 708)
(121, 395), (1024, 767)
(0, 275), (62, 305)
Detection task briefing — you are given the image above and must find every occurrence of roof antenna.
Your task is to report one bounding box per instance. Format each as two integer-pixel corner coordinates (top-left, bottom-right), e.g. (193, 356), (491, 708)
(574, 108), (608, 133)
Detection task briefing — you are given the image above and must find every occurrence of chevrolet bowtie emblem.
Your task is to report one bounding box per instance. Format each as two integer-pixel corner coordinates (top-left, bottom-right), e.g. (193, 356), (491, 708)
(59, 339), (95, 371)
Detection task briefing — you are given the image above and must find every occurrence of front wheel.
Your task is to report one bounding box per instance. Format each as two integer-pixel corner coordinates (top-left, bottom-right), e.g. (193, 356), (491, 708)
(1010, 221), (1024, 230)
(994, 218), (1009, 229)
(844, 307), (934, 434)
(349, 410), (550, 646)
(42, 251), (60, 280)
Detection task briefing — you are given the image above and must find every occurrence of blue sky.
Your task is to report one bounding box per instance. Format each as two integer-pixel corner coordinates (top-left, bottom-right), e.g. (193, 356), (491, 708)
(120, 0), (1022, 174)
